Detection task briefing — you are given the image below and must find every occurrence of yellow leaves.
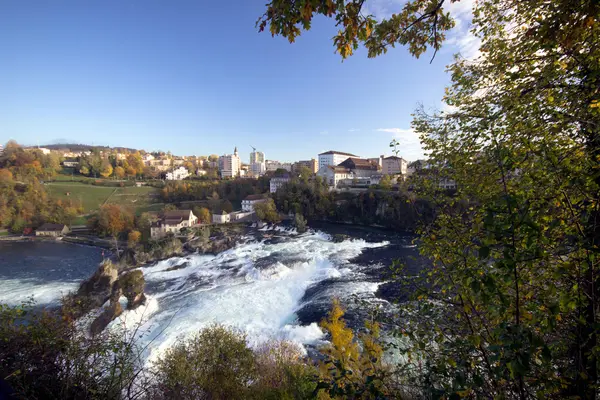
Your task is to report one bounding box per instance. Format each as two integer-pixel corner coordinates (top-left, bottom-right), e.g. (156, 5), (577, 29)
(590, 100), (600, 109)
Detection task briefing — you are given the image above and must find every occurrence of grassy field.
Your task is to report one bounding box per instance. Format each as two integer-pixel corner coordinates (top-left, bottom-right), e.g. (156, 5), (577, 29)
(45, 182), (160, 214)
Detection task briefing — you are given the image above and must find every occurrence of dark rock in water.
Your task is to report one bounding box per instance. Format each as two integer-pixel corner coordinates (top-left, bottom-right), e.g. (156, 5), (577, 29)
(332, 234), (350, 243)
(90, 301), (123, 335)
(165, 261), (190, 272)
(117, 270), (146, 310)
(76, 260), (119, 310)
(185, 228), (242, 255)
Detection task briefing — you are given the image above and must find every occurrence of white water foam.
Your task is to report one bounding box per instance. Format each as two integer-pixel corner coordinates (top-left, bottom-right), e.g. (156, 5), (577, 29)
(108, 231), (389, 366)
(0, 278), (79, 306)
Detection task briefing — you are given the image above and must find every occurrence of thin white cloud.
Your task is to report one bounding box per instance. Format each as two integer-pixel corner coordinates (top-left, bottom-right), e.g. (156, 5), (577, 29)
(319, 130), (329, 136)
(376, 128), (425, 161)
(348, 128), (360, 132)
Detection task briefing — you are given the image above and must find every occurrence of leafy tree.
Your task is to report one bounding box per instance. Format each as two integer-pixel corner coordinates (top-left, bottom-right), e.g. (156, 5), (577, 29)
(127, 230), (141, 247)
(254, 199), (280, 224)
(152, 324), (257, 400)
(193, 206), (212, 224)
(95, 204), (134, 252)
(258, 0), (454, 60)
(0, 168), (13, 183)
(264, 0), (600, 397)
(294, 213), (307, 233)
(378, 175), (392, 191)
(113, 166), (125, 179)
(397, 0), (599, 398)
(99, 160), (113, 178)
(317, 299), (388, 398)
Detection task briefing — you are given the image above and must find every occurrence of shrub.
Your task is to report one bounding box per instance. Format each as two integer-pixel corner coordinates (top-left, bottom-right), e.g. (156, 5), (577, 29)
(294, 214), (307, 233)
(253, 340), (317, 399)
(0, 302), (139, 399)
(152, 324), (257, 399)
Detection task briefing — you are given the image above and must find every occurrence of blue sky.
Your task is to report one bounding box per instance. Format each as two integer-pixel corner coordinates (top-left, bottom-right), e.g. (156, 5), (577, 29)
(0, 0), (476, 162)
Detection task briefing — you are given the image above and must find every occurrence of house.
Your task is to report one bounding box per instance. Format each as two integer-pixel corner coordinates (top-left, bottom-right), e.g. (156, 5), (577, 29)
(62, 158), (79, 168)
(250, 162), (266, 177)
(197, 169), (207, 176)
(337, 157), (379, 177)
(318, 151), (359, 171)
(150, 210), (198, 239)
(382, 156), (408, 176)
(317, 166), (352, 188)
(166, 166), (190, 181)
(338, 173), (384, 188)
(36, 223), (70, 237)
(367, 155), (385, 169)
(242, 194), (268, 212)
(270, 176), (291, 193)
(212, 212), (231, 224)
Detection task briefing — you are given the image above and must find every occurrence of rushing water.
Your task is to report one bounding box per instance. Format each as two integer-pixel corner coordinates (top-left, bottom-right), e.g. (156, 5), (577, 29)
(0, 241), (104, 306)
(0, 225), (421, 365)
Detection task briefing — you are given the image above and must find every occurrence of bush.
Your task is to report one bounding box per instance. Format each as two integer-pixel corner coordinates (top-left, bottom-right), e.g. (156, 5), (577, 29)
(0, 302), (139, 399)
(152, 324), (257, 399)
(294, 214), (307, 233)
(253, 340), (317, 399)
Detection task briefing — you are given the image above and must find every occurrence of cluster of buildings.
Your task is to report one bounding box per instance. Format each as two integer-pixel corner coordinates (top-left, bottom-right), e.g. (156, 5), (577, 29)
(315, 150), (411, 189)
(149, 195), (270, 238)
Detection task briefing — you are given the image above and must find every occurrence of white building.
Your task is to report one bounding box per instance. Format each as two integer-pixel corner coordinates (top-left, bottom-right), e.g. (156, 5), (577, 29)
(150, 210), (198, 239)
(219, 147), (241, 178)
(270, 176), (291, 193)
(317, 166), (353, 188)
(166, 166), (190, 180)
(265, 160), (292, 172)
(196, 169), (207, 176)
(382, 156), (408, 176)
(62, 158), (79, 168)
(143, 153), (155, 162)
(250, 150), (265, 164)
(212, 212), (231, 224)
(242, 194), (268, 212)
(250, 162), (266, 177)
(0, 145), (3, 155)
(318, 151), (358, 171)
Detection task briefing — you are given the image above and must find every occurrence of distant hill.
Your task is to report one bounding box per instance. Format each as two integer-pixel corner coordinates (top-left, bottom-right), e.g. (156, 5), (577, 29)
(40, 143), (139, 153)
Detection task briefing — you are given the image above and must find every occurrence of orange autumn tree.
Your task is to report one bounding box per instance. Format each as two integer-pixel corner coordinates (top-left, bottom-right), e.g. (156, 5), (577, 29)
(97, 204), (133, 252)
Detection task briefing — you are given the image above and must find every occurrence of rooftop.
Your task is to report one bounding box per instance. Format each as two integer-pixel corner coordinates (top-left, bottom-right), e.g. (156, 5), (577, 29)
(338, 157), (379, 170)
(163, 210), (192, 219)
(383, 156), (406, 161)
(37, 223), (66, 232)
(244, 194), (267, 201)
(318, 150), (358, 157)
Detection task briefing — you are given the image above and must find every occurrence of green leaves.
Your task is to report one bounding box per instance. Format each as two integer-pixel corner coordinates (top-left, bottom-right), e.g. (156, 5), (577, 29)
(258, 0), (455, 60)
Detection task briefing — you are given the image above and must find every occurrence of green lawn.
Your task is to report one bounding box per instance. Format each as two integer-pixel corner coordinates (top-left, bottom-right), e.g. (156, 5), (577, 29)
(46, 182), (160, 214)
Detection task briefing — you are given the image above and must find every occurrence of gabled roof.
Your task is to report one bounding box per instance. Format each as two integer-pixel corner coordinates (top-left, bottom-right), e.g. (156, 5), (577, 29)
(37, 223), (66, 232)
(318, 150), (358, 157)
(328, 166), (351, 173)
(244, 194), (267, 201)
(383, 156), (407, 161)
(164, 210), (192, 219)
(337, 157), (378, 171)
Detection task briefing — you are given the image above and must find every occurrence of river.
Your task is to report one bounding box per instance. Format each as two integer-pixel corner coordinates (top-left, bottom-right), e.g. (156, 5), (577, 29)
(0, 224), (421, 364)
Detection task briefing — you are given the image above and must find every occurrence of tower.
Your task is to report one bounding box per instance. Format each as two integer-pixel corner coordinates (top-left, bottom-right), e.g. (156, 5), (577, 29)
(234, 146), (238, 157)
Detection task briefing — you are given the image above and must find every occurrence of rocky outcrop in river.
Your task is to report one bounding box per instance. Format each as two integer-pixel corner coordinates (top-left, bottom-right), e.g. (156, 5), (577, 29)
(68, 260), (147, 335)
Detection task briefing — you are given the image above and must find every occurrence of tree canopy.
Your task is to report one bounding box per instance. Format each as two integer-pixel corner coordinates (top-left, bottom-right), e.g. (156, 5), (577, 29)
(258, 0), (454, 60)
(261, 0), (600, 397)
